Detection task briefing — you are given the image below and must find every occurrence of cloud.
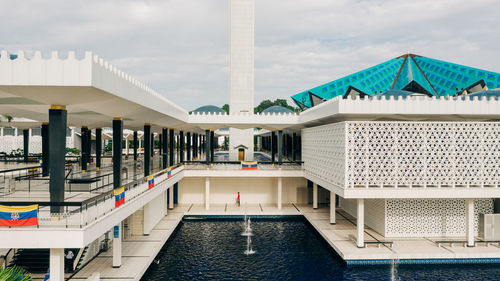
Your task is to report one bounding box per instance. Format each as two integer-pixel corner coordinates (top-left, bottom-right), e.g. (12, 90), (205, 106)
(0, 0), (499, 110)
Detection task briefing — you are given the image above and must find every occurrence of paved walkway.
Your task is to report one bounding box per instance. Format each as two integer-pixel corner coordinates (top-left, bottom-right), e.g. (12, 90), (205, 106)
(68, 205), (187, 281)
(185, 203), (301, 216)
(296, 204), (500, 264)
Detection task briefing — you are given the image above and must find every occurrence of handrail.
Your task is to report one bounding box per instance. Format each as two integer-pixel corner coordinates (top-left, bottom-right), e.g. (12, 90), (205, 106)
(184, 160), (304, 165)
(0, 165), (41, 174)
(0, 164), (182, 208)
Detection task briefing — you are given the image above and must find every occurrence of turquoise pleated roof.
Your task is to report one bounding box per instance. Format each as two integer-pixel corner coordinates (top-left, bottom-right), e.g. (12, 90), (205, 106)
(292, 53), (500, 110)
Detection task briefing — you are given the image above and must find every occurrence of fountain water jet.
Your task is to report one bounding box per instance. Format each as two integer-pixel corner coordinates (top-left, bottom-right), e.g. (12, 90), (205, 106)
(241, 217), (253, 236)
(244, 233), (256, 255)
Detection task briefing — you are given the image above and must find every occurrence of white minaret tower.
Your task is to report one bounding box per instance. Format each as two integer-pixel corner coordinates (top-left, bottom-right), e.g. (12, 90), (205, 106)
(229, 0), (255, 161)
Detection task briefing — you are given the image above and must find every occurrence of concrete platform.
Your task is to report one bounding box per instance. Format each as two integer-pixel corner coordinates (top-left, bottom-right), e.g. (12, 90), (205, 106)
(68, 206), (184, 281)
(296, 204), (500, 265)
(185, 203), (301, 216)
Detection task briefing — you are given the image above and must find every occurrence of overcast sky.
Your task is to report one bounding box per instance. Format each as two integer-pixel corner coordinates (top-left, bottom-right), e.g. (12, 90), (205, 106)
(1, 0), (499, 110)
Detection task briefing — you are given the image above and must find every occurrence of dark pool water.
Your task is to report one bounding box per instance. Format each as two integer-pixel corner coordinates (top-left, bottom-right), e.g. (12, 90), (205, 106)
(141, 218), (500, 281)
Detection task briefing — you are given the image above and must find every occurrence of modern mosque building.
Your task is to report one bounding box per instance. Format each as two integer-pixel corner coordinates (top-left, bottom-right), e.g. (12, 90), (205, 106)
(1, 0), (500, 280)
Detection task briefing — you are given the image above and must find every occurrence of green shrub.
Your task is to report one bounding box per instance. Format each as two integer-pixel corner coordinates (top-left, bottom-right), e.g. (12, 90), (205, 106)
(0, 266), (32, 281)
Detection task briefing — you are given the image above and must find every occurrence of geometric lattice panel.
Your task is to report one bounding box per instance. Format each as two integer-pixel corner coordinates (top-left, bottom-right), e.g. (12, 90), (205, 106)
(346, 121), (500, 188)
(385, 199), (493, 237)
(302, 123), (345, 188)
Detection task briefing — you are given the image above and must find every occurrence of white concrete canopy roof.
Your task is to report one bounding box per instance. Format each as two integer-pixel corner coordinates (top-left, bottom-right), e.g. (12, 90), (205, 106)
(0, 51), (188, 131)
(2, 51), (500, 134)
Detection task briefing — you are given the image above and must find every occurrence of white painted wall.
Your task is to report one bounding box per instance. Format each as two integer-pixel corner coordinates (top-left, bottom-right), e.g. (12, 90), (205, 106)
(339, 198), (386, 235)
(178, 177), (307, 204)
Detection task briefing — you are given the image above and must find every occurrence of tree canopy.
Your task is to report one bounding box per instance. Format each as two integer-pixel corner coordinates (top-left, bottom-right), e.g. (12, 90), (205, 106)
(221, 99), (299, 115)
(254, 99), (299, 114)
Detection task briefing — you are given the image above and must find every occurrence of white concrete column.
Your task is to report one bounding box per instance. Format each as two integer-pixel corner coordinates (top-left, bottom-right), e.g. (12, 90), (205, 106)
(169, 186), (174, 209)
(164, 190), (168, 215)
(112, 223), (122, 267)
(49, 248), (64, 281)
(144, 204), (152, 236)
(277, 177), (282, 210)
(466, 199), (475, 247)
(330, 191), (336, 224)
(313, 182), (318, 209)
(205, 177), (210, 210)
(357, 199), (364, 248)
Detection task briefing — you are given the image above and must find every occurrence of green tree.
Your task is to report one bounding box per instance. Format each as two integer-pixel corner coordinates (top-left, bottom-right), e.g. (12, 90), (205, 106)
(221, 104), (229, 114)
(254, 99), (299, 114)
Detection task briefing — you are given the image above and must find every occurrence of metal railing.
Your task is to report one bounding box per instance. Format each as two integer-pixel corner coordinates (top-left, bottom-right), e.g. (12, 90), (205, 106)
(0, 164), (183, 229)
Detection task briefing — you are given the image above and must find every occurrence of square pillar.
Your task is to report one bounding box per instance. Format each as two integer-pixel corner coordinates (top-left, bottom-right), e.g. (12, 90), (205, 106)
(277, 177), (282, 210)
(23, 128), (29, 163)
(133, 131), (138, 162)
(144, 202), (152, 236)
(144, 124), (151, 176)
(277, 129), (283, 164)
(292, 133), (296, 161)
(41, 123), (49, 176)
(210, 130), (215, 162)
(205, 177), (210, 210)
(330, 191), (336, 224)
(169, 129), (174, 166)
(205, 129), (210, 164)
(313, 182), (318, 209)
(167, 189), (168, 216)
(158, 133), (162, 156)
(81, 126), (88, 172)
(169, 186), (174, 209)
(175, 135), (179, 163)
(112, 224), (122, 267)
(180, 131), (184, 163)
(162, 128), (168, 169)
(357, 199), (365, 248)
(150, 133), (154, 157)
(271, 131), (276, 164)
(186, 132), (191, 161)
(49, 105), (67, 213)
(95, 128), (102, 171)
(466, 199), (475, 247)
(49, 248), (64, 281)
(113, 118), (123, 189)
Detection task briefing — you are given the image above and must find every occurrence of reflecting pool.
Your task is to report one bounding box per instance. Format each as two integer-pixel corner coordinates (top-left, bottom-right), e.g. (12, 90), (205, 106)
(141, 218), (500, 281)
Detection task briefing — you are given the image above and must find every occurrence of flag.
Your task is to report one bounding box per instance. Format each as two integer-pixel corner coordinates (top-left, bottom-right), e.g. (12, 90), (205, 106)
(0, 204), (38, 227)
(241, 161), (258, 170)
(114, 186), (125, 207)
(167, 168), (172, 178)
(148, 176), (155, 189)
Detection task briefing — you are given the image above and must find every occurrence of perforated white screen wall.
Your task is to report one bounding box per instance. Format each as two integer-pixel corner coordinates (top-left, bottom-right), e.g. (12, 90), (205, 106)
(302, 123), (345, 189)
(385, 199), (493, 237)
(303, 121), (500, 189)
(346, 121), (500, 188)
